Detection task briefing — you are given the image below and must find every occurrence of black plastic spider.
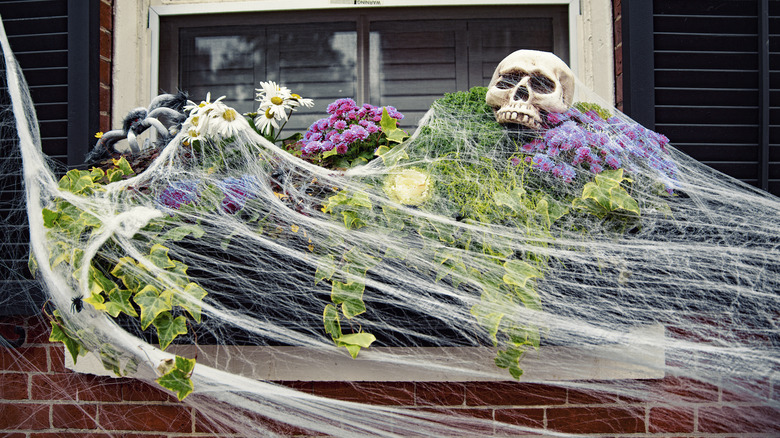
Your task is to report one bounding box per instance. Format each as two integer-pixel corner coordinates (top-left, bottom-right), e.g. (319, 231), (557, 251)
(71, 296), (84, 313)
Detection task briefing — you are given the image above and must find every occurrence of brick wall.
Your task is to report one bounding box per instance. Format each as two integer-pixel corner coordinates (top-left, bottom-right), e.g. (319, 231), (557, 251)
(2, 315), (778, 436)
(99, 0), (114, 133)
(613, 0), (623, 112)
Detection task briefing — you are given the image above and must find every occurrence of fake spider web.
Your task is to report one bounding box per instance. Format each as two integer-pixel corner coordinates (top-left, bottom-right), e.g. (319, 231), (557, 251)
(2, 25), (779, 437)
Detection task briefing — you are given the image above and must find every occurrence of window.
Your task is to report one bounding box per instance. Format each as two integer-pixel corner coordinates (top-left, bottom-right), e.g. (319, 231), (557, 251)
(158, 6), (570, 130)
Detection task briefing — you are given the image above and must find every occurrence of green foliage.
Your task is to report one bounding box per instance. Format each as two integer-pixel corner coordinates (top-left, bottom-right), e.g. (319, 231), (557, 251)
(156, 355), (196, 400)
(573, 169), (640, 218)
(41, 158), (203, 400)
(573, 101), (612, 120)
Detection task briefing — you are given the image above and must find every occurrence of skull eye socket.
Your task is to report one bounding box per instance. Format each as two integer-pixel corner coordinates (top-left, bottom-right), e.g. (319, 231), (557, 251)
(495, 73), (527, 89)
(529, 75), (556, 94)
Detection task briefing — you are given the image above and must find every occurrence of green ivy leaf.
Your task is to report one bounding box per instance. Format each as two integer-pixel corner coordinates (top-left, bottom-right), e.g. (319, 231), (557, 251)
(341, 210), (366, 230)
(323, 304), (342, 339)
(609, 188), (641, 215)
(49, 314), (82, 364)
(161, 225), (205, 242)
(331, 281), (366, 318)
(379, 107), (408, 144)
(335, 332), (376, 358)
(512, 285), (542, 311)
(133, 285), (172, 330)
(494, 348), (525, 379)
(470, 303), (503, 347)
(113, 156), (135, 176)
(153, 312), (188, 350)
(98, 343), (123, 375)
(42, 208), (59, 228)
(502, 260), (541, 289)
(335, 332), (376, 348)
(315, 255), (336, 285)
(156, 355), (195, 400)
(171, 282), (207, 323)
(148, 244), (176, 270)
(104, 289), (138, 318)
(111, 257), (143, 292)
(157, 260), (190, 289)
(84, 289), (107, 312)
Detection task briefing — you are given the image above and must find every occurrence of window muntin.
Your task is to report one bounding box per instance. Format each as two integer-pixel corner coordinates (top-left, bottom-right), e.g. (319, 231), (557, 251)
(160, 6), (569, 131)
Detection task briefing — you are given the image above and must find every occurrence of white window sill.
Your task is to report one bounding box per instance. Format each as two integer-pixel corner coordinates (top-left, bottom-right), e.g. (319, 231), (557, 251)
(66, 324), (665, 382)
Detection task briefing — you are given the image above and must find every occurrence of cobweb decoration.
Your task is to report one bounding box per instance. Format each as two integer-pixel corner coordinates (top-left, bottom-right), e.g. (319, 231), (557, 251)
(2, 24), (780, 437)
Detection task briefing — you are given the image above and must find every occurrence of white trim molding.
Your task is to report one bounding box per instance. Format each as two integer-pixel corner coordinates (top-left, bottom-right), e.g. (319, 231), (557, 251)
(113, 0), (614, 125)
(67, 324), (665, 382)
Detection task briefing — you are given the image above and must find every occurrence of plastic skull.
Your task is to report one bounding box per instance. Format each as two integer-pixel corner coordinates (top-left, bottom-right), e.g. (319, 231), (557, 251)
(485, 50), (575, 129)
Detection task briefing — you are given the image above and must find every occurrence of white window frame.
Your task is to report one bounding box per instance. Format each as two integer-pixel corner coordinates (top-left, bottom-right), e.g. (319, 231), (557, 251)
(93, 0), (643, 383)
(146, 0), (583, 105)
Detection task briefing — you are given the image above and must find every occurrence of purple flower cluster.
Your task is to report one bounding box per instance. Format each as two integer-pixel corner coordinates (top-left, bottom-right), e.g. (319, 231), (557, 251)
(157, 175), (260, 214)
(517, 107), (678, 193)
(219, 176), (261, 214)
(298, 98), (403, 157)
(158, 180), (199, 210)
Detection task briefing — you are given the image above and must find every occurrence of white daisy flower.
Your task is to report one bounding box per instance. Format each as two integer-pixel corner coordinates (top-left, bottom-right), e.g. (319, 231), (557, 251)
(209, 104), (250, 138)
(289, 93), (314, 109)
(253, 107), (285, 135)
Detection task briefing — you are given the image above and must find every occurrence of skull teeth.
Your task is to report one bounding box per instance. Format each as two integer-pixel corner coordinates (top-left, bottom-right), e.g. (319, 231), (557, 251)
(497, 109), (540, 129)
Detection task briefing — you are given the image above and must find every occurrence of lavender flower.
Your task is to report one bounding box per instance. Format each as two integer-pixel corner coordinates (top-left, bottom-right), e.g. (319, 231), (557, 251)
(220, 175), (260, 214)
(158, 180), (199, 210)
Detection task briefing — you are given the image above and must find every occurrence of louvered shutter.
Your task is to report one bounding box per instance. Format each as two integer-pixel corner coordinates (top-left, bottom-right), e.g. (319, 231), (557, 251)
(0, 0), (99, 315)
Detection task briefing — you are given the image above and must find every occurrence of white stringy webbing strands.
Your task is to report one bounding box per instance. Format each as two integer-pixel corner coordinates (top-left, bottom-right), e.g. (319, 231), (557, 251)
(3, 27), (780, 437)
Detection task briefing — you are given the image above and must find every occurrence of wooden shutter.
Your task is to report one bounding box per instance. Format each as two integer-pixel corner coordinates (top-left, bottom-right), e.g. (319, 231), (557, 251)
(635, 0), (779, 195)
(0, 0), (99, 315)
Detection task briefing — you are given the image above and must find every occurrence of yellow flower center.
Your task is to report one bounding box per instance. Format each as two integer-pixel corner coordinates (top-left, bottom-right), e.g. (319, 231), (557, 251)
(222, 108), (237, 122)
(271, 96), (284, 105)
(291, 93), (301, 99)
(265, 108), (274, 119)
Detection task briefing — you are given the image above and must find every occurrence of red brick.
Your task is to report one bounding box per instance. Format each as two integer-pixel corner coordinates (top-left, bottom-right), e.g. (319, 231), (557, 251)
(121, 378), (176, 402)
(100, 29), (112, 59)
(698, 405), (780, 434)
(0, 346), (48, 372)
(25, 316), (53, 345)
(721, 378), (770, 402)
(648, 406), (694, 433)
(100, 0), (113, 31)
(99, 86), (111, 115)
(52, 403), (98, 429)
(100, 113), (112, 133)
(0, 320), (27, 346)
(100, 403), (192, 432)
(49, 345), (67, 372)
(613, 0), (621, 19)
(567, 387), (620, 405)
(416, 382), (465, 406)
(0, 373), (28, 399)
(654, 376), (719, 403)
(464, 382), (567, 406)
(311, 381), (415, 405)
(77, 374), (124, 402)
(32, 434), (166, 438)
(494, 408), (544, 429)
(1, 434), (26, 438)
(30, 373), (84, 400)
(417, 407), (495, 436)
(194, 405), (314, 437)
(0, 403), (49, 429)
(100, 59), (111, 86)
(547, 406), (645, 434)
